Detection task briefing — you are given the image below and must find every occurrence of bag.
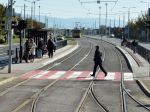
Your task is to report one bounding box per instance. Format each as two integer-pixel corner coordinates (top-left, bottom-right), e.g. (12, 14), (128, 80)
(37, 49), (42, 58)
(43, 45), (48, 54)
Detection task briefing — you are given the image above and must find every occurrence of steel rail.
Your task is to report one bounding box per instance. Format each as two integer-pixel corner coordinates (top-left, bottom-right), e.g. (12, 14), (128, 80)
(91, 85), (109, 112)
(0, 39), (90, 112)
(74, 81), (94, 112)
(123, 86), (150, 111)
(10, 47), (85, 112)
(101, 39), (127, 112)
(113, 44), (127, 112)
(75, 39), (109, 112)
(102, 38), (150, 112)
(87, 39), (118, 112)
(31, 40), (93, 112)
(114, 44), (150, 111)
(0, 44), (82, 96)
(98, 37), (128, 112)
(87, 36), (150, 112)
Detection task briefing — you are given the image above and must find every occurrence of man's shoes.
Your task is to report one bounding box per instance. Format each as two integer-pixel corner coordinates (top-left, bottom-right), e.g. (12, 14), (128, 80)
(91, 74), (95, 77)
(105, 73), (107, 77)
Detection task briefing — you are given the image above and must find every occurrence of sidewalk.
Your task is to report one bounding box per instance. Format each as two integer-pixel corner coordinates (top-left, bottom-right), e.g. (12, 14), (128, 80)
(87, 35), (150, 97)
(0, 43), (78, 77)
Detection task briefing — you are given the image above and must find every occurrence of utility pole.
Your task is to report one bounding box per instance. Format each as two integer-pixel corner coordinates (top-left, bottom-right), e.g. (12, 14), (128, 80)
(119, 15), (120, 28)
(79, 0), (117, 36)
(140, 1), (150, 42)
(99, 6), (101, 38)
(23, 4), (26, 42)
(109, 19), (111, 36)
(39, 5), (40, 22)
(24, 0), (40, 28)
(8, 0), (13, 73)
(122, 7), (136, 39)
(114, 18), (115, 27)
(105, 3), (108, 35)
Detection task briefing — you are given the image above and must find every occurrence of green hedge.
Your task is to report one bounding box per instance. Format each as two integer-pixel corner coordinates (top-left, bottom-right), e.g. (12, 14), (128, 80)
(0, 38), (5, 44)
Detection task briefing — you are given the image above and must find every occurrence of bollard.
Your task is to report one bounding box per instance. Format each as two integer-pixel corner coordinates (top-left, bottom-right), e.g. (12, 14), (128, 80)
(19, 46), (23, 63)
(15, 48), (18, 63)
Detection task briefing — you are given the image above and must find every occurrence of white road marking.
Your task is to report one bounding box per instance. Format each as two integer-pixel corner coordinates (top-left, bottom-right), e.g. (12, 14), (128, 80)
(105, 72), (115, 80)
(124, 73), (133, 81)
(33, 71), (49, 78)
(67, 71), (82, 79)
(48, 71), (65, 79)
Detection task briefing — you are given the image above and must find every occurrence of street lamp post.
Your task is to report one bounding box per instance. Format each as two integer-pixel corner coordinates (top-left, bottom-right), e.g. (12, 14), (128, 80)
(99, 6), (101, 38)
(39, 5), (40, 22)
(33, 1), (40, 20)
(118, 11), (126, 39)
(24, 0), (40, 27)
(122, 7), (136, 39)
(79, 0), (117, 36)
(41, 12), (51, 28)
(105, 3), (108, 35)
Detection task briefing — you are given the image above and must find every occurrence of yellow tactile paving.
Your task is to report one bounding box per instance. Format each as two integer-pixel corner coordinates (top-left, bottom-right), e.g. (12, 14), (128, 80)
(0, 77), (17, 86)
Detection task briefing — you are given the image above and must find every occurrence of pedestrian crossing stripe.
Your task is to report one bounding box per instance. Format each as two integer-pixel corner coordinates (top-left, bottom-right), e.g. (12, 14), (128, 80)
(21, 70), (134, 81)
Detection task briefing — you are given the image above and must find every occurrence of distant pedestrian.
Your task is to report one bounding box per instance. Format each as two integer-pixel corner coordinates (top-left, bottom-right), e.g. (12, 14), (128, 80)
(121, 37), (128, 46)
(132, 40), (138, 53)
(24, 39), (30, 63)
(29, 38), (36, 62)
(53, 37), (57, 52)
(37, 38), (44, 57)
(47, 37), (55, 58)
(91, 45), (107, 77)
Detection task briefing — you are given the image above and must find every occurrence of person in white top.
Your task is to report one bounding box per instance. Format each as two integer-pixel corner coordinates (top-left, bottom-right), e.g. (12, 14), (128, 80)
(29, 38), (36, 62)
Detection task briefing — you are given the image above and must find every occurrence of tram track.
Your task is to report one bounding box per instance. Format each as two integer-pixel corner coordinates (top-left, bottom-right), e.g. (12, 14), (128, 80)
(30, 38), (111, 112)
(0, 37), (148, 112)
(0, 39), (88, 112)
(0, 42), (82, 96)
(109, 40), (150, 112)
(0, 38), (96, 112)
(30, 39), (93, 112)
(90, 38), (150, 112)
(74, 38), (110, 112)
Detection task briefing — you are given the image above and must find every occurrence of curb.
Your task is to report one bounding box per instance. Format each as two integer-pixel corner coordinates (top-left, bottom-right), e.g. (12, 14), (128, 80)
(39, 44), (79, 68)
(86, 36), (150, 97)
(136, 80), (150, 97)
(115, 46), (133, 72)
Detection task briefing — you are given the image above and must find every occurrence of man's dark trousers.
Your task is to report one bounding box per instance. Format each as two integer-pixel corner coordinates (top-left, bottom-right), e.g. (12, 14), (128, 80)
(92, 62), (107, 76)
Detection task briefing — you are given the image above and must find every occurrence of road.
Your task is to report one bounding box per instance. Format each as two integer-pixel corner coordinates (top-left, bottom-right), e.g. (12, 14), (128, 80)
(0, 37), (149, 112)
(0, 44), (19, 69)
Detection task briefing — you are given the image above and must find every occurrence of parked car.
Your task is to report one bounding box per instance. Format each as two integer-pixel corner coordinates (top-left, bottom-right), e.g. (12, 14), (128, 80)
(56, 35), (65, 41)
(110, 34), (115, 38)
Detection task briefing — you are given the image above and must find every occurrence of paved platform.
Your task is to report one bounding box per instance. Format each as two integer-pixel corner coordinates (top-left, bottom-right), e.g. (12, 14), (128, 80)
(0, 43), (78, 77)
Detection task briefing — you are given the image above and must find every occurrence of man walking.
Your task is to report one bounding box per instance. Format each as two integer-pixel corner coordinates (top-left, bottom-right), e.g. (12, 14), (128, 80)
(91, 45), (107, 77)
(47, 37), (55, 58)
(132, 40), (138, 53)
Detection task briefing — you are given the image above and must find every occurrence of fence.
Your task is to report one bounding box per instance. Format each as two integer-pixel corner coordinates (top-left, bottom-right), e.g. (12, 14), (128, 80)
(127, 42), (150, 63)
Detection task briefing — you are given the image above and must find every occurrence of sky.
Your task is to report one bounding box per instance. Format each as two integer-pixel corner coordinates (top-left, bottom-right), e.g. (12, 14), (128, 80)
(0, 0), (150, 28)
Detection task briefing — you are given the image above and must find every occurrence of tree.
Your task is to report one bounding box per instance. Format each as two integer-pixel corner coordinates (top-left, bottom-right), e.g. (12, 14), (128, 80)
(126, 13), (149, 41)
(0, 4), (6, 34)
